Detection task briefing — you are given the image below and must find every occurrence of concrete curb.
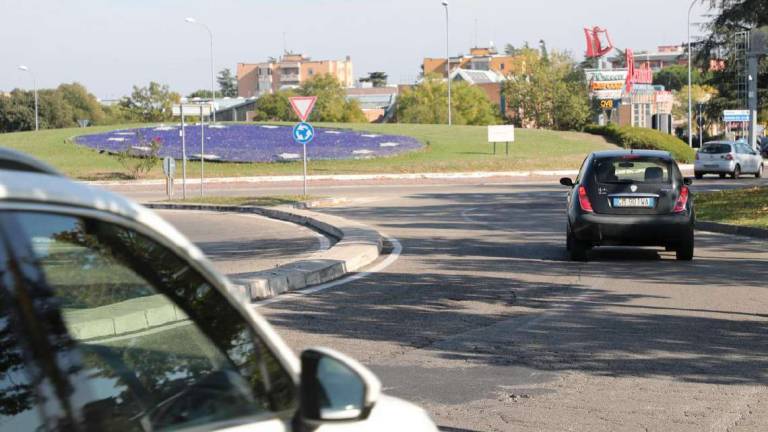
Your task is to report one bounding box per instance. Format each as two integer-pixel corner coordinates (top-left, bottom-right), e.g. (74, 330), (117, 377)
(144, 203), (382, 301)
(696, 221), (768, 240)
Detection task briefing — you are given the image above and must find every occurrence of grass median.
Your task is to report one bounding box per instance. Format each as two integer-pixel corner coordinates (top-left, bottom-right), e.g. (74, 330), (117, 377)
(167, 195), (314, 207)
(0, 122), (615, 180)
(695, 187), (768, 229)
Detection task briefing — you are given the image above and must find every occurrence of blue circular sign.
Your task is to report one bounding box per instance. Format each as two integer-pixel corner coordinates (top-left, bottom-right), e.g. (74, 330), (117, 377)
(292, 122), (315, 145)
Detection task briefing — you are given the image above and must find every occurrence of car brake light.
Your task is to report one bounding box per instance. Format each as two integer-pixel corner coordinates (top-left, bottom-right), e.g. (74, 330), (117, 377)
(725, 153), (734, 160)
(578, 185), (593, 212)
(673, 186), (689, 213)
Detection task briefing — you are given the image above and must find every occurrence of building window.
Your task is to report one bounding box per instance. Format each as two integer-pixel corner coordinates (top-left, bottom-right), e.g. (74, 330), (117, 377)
(308, 68), (314, 76)
(500, 63), (505, 70)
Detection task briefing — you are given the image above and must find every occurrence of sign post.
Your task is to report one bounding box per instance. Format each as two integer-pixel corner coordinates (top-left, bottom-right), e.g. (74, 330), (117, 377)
(289, 96), (318, 197)
(487, 125), (515, 155)
(173, 103), (213, 199)
(162, 156), (176, 200)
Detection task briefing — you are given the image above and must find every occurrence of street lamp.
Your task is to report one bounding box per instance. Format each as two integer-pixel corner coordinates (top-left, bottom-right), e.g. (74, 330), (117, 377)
(17, 65), (38, 131)
(442, 0), (452, 126)
(687, 0), (696, 148)
(185, 17), (216, 123)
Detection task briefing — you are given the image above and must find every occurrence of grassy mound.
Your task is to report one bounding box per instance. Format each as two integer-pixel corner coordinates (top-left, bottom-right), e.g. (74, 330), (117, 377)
(585, 124), (695, 163)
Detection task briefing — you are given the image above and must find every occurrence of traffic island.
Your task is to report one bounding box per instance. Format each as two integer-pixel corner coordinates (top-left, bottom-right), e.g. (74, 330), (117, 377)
(144, 202), (382, 300)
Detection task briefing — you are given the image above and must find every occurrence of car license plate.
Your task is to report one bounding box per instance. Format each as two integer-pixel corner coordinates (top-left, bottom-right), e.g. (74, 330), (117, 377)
(613, 197), (654, 208)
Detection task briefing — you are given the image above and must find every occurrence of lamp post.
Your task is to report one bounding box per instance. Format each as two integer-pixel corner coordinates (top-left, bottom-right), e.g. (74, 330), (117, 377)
(687, 0), (697, 148)
(442, 1), (452, 126)
(17, 65), (38, 131)
(185, 17), (216, 123)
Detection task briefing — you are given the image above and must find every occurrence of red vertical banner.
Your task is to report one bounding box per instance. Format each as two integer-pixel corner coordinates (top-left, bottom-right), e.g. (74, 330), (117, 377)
(625, 49), (635, 94)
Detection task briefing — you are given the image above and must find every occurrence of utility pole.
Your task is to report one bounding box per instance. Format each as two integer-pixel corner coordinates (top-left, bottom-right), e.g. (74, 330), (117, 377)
(442, 1), (452, 126)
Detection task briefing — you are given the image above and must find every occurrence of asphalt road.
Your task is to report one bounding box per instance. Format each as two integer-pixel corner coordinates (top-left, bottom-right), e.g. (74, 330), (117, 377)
(155, 209), (329, 278)
(132, 177), (768, 431)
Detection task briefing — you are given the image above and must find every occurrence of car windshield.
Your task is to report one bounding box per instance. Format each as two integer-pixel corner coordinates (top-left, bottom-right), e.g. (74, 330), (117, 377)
(700, 144), (732, 154)
(594, 157), (672, 184)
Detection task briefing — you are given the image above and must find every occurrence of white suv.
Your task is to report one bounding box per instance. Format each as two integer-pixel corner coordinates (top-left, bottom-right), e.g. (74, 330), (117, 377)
(0, 149), (437, 432)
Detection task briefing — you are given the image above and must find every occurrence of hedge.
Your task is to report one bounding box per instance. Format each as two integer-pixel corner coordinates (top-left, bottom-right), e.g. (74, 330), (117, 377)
(585, 124), (695, 163)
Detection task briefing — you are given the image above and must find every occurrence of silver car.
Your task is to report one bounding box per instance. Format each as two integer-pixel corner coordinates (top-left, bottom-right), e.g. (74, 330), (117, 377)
(694, 141), (764, 179)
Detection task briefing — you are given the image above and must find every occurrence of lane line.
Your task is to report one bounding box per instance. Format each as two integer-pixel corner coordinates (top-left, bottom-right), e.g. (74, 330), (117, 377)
(252, 233), (403, 309)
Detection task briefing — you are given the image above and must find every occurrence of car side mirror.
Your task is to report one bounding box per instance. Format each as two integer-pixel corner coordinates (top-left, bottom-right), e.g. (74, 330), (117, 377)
(300, 347), (381, 424)
(683, 177), (693, 186)
(559, 177), (574, 187)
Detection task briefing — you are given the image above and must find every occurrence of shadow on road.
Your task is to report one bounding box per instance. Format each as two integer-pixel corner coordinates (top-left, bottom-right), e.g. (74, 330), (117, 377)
(261, 186), (768, 388)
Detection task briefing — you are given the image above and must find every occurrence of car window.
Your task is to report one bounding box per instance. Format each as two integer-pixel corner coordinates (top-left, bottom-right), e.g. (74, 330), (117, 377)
(700, 143), (732, 154)
(10, 211), (296, 431)
(575, 156), (590, 184)
(0, 259), (46, 431)
(594, 157), (671, 184)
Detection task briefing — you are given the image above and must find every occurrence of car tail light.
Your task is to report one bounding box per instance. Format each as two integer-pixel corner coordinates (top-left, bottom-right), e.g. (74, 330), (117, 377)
(673, 186), (689, 213)
(725, 153), (734, 160)
(578, 185), (594, 212)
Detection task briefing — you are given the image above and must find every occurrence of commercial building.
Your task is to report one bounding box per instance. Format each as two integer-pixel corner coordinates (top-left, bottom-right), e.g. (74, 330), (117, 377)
(237, 53), (354, 97)
(345, 87), (398, 123)
(609, 45), (686, 72)
(423, 46), (523, 77)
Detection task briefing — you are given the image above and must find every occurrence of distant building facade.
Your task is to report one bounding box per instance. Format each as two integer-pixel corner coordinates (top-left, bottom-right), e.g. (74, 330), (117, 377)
(423, 46), (524, 77)
(237, 53), (354, 97)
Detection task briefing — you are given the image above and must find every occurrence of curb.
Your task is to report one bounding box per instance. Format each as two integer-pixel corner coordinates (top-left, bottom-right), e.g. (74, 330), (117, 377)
(144, 203), (382, 300)
(696, 221), (768, 240)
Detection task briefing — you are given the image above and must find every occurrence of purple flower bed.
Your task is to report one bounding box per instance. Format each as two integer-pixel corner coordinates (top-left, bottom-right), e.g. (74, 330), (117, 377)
(75, 124), (422, 163)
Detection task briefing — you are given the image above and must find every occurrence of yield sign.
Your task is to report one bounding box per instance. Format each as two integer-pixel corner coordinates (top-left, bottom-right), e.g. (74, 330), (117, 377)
(289, 96), (317, 122)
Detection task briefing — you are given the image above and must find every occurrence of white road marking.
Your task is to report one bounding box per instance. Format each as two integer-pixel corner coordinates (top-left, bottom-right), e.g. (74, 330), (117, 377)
(252, 233), (402, 308)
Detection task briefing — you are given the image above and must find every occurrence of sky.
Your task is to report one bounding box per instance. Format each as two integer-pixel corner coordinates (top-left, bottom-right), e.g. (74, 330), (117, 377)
(0, 0), (712, 99)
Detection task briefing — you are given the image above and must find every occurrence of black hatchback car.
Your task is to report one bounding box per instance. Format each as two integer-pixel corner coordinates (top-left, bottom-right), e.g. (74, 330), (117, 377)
(560, 150), (695, 261)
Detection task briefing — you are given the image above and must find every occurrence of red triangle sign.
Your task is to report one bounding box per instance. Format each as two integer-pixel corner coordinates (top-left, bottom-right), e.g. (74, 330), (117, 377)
(289, 96), (317, 122)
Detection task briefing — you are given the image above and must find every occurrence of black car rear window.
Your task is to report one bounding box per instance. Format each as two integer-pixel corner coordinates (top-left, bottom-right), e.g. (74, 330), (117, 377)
(594, 157), (672, 184)
(700, 144), (732, 154)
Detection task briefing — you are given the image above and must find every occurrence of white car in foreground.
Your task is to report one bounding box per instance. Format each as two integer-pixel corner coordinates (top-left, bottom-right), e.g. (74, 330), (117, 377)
(0, 149), (437, 432)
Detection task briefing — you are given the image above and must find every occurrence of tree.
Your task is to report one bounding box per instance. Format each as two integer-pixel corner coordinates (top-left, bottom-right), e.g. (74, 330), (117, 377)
(119, 82), (180, 122)
(396, 74), (498, 125)
(298, 74), (366, 123)
(187, 89), (214, 99)
(673, 84), (719, 134)
(359, 72), (388, 88)
(57, 82), (105, 125)
(217, 68), (238, 97)
(653, 64), (703, 91)
(252, 91), (294, 121)
(503, 50), (590, 130)
(539, 40), (549, 63)
(504, 44), (518, 56)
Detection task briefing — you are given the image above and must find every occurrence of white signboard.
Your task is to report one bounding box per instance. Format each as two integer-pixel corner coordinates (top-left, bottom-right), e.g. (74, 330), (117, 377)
(488, 125), (515, 143)
(723, 109), (750, 122)
(172, 103), (213, 117)
(585, 69), (628, 100)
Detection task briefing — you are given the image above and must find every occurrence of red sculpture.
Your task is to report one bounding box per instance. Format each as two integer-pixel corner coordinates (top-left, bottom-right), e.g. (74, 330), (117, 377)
(584, 27), (615, 58)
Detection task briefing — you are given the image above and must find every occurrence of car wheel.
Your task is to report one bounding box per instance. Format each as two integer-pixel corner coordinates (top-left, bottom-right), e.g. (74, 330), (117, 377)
(756, 165), (763, 179)
(694, 172), (703, 179)
(568, 233), (589, 261)
(731, 165), (741, 179)
(676, 229), (694, 261)
(719, 173), (726, 179)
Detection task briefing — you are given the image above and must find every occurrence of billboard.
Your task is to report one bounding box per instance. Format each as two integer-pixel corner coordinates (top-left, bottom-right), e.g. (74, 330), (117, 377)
(585, 69), (628, 100)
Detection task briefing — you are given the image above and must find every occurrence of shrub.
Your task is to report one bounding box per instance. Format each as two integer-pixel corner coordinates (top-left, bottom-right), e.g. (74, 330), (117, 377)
(585, 124), (695, 163)
(116, 132), (162, 179)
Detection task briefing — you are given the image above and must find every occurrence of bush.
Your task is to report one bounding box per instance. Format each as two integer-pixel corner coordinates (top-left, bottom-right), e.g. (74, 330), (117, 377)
(585, 124), (695, 163)
(116, 132), (162, 179)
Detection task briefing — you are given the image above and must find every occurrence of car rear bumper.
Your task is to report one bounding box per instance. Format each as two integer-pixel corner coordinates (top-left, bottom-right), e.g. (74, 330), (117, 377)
(572, 211), (693, 246)
(694, 160), (735, 173)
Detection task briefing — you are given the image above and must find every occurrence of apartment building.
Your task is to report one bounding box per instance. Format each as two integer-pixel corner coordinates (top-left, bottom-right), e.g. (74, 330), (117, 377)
(237, 53), (354, 97)
(423, 46), (523, 77)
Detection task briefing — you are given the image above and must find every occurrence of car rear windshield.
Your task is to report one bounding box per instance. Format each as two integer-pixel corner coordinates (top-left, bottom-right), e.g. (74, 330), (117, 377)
(594, 157), (672, 184)
(700, 144), (732, 154)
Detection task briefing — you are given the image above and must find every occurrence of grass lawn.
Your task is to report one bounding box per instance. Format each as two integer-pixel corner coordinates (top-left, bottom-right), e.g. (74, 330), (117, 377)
(695, 187), (768, 229)
(0, 122), (615, 180)
(167, 195), (313, 207)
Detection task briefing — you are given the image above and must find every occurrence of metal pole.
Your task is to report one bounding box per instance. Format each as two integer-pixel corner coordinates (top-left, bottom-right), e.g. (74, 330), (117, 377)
(200, 105), (205, 197)
(206, 25), (216, 124)
(444, 2), (452, 126)
(32, 73), (38, 131)
(181, 109), (187, 199)
(687, 0), (696, 148)
(748, 55), (759, 149)
(698, 103), (703, 148)
(302, 143), (308, 197)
